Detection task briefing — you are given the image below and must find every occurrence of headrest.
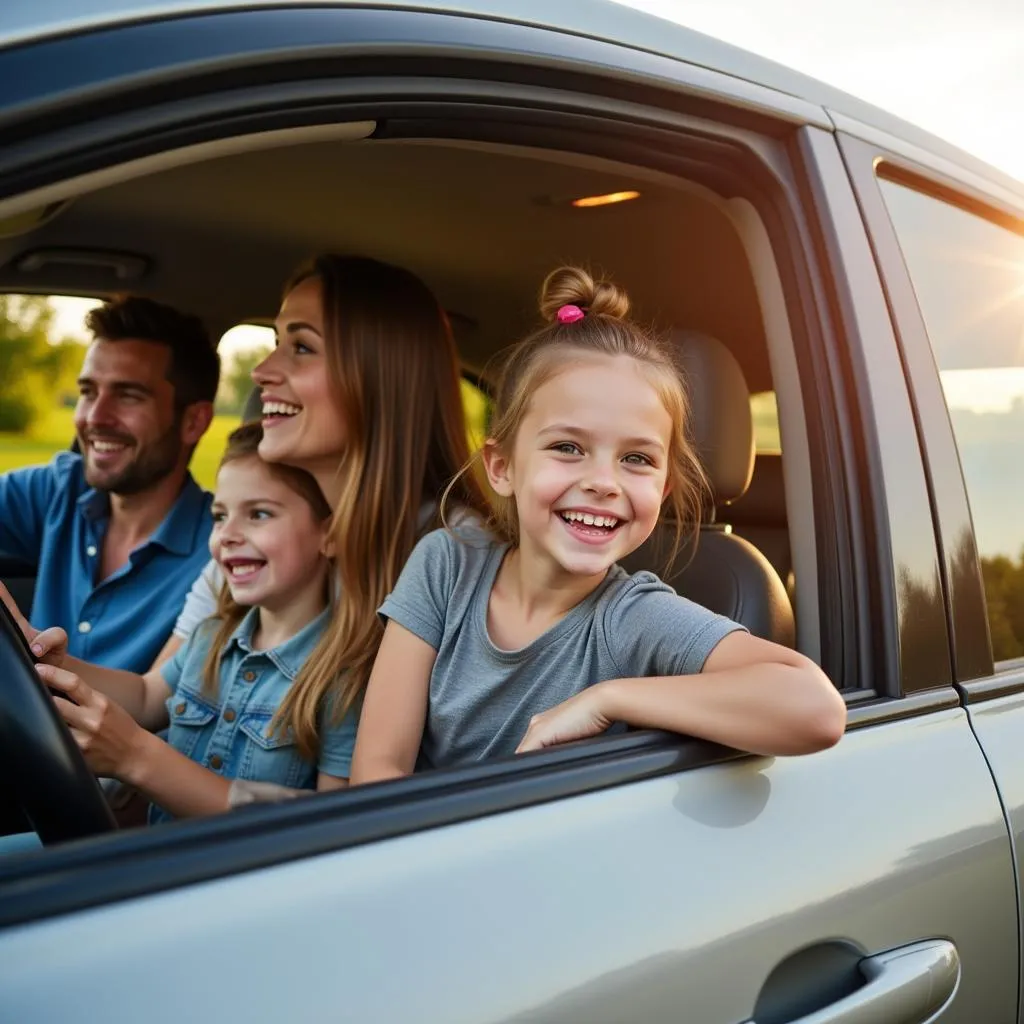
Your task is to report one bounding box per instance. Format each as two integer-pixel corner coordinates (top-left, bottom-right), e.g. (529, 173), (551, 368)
(670, 329), (754, 507)
(729, 452), (786, 527)
(242, 386), (263, 424)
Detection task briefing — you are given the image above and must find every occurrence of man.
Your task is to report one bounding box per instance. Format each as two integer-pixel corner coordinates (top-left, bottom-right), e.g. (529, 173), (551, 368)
(0, 296), (220, 673)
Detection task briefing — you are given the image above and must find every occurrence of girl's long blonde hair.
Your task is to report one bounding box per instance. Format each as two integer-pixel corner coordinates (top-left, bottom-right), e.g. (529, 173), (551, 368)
(201, 422), (333, 704)
(271, 255), (490, 759)
(449, 265), (708, 569)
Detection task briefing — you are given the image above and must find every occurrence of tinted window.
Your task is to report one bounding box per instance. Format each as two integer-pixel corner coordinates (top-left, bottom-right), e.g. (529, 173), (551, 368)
(880, 178), (1024, 660)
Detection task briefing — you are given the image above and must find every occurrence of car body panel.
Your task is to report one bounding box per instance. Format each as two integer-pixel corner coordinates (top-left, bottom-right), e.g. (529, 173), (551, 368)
(0, 710), (1016, 1022)
(964, 692), (1024, 1024)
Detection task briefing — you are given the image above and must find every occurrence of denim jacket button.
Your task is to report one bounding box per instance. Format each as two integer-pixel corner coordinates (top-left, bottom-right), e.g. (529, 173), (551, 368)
(174, 702), (187, 715)
(242, 670), (256, 682)
(224, 708), (236, 722)
(210, 755), (223, 770)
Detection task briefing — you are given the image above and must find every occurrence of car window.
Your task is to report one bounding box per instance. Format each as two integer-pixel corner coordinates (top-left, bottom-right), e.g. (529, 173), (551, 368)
(879, 178), (1024, 662)
(750, 391), (780, 453)
(0, 293), (101, 476)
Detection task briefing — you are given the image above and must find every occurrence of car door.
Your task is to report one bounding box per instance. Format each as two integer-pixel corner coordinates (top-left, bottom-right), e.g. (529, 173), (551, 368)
(0, 5), (1018, 1022)
(840, 127), (1024, 1024)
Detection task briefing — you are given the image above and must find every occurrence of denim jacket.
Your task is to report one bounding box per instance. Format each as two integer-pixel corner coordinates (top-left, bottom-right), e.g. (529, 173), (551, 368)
(151, 606), (356, 823)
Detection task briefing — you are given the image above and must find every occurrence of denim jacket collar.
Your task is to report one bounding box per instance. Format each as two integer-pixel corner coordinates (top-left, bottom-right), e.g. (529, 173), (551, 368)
(226, 605), (331, 681)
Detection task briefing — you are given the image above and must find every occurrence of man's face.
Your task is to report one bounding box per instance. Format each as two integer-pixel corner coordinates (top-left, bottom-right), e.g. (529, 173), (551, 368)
(73, 339), (186, 495)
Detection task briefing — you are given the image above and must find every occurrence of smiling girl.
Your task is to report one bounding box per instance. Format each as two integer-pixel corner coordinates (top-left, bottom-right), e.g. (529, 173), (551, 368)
(37, 422), (354, 821)
(351, 267), (846, 782)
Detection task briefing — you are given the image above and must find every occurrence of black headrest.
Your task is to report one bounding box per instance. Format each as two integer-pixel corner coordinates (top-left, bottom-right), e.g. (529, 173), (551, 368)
(729, 452), (786, 527)
(670, 330), (754, 506)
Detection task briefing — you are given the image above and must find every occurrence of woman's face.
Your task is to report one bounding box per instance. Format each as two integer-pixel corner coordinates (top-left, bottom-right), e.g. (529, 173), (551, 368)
(252, 275), (348, 483)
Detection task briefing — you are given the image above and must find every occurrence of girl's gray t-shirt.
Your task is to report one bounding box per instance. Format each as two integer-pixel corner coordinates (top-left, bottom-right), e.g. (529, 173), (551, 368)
(378, 527), (746, 770)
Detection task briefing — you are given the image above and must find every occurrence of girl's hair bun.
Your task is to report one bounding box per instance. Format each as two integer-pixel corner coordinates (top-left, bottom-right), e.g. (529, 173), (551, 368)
(538, 266), (630, 323)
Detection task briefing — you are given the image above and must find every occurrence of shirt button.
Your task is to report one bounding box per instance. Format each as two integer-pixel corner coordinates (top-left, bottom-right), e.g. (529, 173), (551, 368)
(242, 670), (256, 682)
(78, 621), (92, 634)
(210, 755), (223, 770)
(86, 545), (97, 557)
(224, 708), (236, 723)
(174, 702), (186, 715)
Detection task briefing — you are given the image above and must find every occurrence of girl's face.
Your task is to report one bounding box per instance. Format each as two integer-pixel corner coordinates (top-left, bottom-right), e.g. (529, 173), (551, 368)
(210, 456), (329, 613)
(252, 275), (348, 480)
(485, 354), (673, 582)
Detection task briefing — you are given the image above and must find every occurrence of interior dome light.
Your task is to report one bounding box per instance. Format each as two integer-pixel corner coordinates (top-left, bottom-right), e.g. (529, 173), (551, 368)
(571, 190), (641, 208)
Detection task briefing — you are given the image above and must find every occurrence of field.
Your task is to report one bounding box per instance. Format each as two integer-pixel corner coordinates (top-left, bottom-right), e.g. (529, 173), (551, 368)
(0, 408), (242, 490)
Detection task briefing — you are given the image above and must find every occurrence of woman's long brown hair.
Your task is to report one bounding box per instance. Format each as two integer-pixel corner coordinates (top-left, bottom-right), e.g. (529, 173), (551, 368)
(271, 255), (490, 759)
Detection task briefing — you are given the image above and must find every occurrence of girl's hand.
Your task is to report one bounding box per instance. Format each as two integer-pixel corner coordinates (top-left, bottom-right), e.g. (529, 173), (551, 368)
(516, 685), (613, 753)
(38, 663), (148, 780)
(0, 582), (67, 667)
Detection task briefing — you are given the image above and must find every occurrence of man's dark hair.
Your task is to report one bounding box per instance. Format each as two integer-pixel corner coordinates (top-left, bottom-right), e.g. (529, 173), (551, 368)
(86, 295), (220, 407)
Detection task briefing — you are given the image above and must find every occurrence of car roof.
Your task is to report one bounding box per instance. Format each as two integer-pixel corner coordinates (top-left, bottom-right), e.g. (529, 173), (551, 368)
(2, 0), (1023, 201)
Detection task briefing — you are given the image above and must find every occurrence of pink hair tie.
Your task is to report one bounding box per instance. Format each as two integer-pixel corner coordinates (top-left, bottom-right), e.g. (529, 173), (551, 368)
(557, 304), (586, 324)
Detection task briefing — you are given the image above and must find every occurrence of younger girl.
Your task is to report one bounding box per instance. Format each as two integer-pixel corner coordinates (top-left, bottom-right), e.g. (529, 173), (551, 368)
(39, 422), (356, 821)
(351, 267), (846, 782)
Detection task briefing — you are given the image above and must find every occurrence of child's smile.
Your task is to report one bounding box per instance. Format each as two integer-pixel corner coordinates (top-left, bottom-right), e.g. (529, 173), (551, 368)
(555, 507), (626, 544)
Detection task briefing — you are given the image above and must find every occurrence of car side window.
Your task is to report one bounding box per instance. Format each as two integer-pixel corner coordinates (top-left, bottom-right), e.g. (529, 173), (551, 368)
(750, 391), (780, 453)
(879, 179), (1024, 661)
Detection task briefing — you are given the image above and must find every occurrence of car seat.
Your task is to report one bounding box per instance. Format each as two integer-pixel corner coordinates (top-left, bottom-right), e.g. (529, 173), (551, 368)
(619, 330), (796, 647)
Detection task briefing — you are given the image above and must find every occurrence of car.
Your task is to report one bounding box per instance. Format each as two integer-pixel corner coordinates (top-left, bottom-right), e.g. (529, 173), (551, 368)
(0, 1), (1023, 1021)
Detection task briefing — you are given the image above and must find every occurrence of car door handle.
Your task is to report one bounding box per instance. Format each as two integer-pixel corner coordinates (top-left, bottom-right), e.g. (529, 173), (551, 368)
(747, 939), (960, 1024)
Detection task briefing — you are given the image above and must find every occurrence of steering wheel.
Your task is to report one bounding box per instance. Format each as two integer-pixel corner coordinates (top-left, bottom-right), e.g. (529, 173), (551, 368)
(0, 599), (115, 844)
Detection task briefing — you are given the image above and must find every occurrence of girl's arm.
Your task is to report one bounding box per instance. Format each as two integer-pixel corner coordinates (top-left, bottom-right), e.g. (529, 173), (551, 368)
(41, 664), (231, 817)
(517, 632), (847, 757)
(350, 621), (436, 784)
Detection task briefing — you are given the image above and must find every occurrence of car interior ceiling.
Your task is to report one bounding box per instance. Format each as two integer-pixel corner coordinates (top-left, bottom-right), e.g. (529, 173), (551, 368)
(0, 133), (805, 652)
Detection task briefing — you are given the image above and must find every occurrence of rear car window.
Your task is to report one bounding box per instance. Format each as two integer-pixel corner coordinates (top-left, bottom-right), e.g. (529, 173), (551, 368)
(750, 391), (780, 453)
(879, 178), (1024, 662)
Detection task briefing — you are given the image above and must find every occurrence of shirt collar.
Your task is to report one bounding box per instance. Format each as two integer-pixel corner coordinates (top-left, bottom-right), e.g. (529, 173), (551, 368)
(77, 473), (211, 556)
(227, 606), (331, 681)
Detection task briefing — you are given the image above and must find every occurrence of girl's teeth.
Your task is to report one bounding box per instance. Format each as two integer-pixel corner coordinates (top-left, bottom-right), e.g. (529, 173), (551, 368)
(230, 563), (262, 576)
(262, 401), (301, 416)
(561, 511), (618, 528)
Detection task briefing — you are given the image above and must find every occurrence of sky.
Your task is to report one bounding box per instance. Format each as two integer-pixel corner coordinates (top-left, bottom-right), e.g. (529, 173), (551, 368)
(615, 0), (1024, 183)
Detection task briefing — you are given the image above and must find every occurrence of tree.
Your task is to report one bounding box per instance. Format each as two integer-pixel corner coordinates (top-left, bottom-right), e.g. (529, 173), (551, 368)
(217, 345), (272, 416)
(0, 295), (80, 432)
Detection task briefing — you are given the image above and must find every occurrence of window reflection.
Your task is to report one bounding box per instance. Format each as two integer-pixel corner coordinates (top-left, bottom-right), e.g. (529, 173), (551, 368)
(880, 178), (1024, 661)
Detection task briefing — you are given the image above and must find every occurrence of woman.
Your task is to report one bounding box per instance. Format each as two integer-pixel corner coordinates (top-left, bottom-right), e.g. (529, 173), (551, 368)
(20, 255), (490, 798)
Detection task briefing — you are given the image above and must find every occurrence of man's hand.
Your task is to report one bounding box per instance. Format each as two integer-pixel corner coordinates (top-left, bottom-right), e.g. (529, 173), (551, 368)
(0, 580), (67, 667)
(39, 663), (148, 780)
(516, 685), (613, 754)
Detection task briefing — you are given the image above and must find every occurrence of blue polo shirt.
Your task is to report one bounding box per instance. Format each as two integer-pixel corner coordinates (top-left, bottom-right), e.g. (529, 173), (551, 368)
(0, 452), (213, 673)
